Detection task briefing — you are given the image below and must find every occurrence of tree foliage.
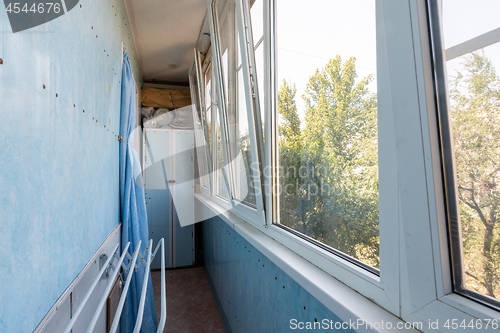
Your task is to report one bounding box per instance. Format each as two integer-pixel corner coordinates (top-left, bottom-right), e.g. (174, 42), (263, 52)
(450, 51), (500, 298)
(278, 56), (379, 267)
(276, 49), (500, 293)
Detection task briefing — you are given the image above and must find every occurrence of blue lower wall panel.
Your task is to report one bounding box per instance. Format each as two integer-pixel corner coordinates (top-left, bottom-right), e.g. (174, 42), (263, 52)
(202, 216), (357, 333)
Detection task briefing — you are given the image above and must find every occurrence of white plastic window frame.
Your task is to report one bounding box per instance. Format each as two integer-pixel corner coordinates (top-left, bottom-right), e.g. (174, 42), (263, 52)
(189, 49), (213, 197)
(261, 0), (399, 316)
(201, 52), (223, 203)
(206, 1), (234, 211)
(203, 0), (400, 315)
(429, 0), (500, 312)
(234, 0), (267, 224)
(232, 1), (260, 211)
(214, 0), (240, 205)
(418, 0), (500, 325)
(198, 0), (500, 328)
(203, 54), (217, 200)
(383, 0), (500, 327)
(263, 0), (500, 326)
(207, 0), (267, 225)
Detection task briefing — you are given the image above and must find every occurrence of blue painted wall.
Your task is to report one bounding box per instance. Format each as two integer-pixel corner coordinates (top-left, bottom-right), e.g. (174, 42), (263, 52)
(202, 216), (357, 333)
(0, 1), (142, 332)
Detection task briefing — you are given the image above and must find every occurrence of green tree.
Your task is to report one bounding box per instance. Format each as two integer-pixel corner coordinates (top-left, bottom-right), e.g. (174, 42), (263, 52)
(278, 80), (301, 144)
(450, 51), (500, 298)
(278, 56), (379, 267)
(278, 80), (302, 228)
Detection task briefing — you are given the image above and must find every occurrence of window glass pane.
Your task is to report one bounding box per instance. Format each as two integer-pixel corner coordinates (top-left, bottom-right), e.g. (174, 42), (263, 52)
(215, 96), (229, 199)
(205, 64), (213, 159)
(219, 2), (232, 108)
(222, 50), (229, 103)
(234, 67), (257, 205)
(250, 0), (264, 47)
(198, 144), (209, 188)
(214, 0), (259, 206)
(442, 0), (500, 49)
(250, 0), (265, 133)
(205, 65), (212, 110)
(189, 61), (209, 188)
(255, 42), (265, 123)
(225, 28), (257, 206)
(208, 34), (230, 199)
(276, 0), (379, 268)
(443, 0), (500, 299)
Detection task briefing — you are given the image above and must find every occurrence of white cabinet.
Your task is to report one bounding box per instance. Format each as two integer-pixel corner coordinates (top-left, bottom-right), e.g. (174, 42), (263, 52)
(143, 128), (195, 269)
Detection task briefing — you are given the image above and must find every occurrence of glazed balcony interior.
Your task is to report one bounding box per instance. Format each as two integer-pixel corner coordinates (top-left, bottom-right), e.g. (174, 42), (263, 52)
(1, 0), (500, 332)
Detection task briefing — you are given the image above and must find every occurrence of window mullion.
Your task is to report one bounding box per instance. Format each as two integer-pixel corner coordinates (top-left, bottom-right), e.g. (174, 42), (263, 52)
(379, 0), (439, 317)
(264, 0), (276, 225)
(445, 27), (500, 61)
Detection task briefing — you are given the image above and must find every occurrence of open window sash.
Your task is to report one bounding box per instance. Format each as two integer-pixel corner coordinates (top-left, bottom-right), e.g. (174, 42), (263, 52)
(234, 0), (267, 224)
(259, 0), (276, 226)
(207, 0), (237, 210)
(208, 0), (267, 225)
(189, 49), (213, 197)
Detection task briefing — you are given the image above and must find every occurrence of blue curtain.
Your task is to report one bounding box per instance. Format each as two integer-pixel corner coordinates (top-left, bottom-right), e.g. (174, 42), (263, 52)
(120, 51), (158, 333)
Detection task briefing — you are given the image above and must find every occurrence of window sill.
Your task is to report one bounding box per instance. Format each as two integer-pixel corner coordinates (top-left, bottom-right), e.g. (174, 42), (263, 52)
(195, 194), (415, 332)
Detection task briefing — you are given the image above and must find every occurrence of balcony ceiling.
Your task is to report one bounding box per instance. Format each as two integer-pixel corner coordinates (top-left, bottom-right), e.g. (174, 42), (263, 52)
(124, 0), (208, 85)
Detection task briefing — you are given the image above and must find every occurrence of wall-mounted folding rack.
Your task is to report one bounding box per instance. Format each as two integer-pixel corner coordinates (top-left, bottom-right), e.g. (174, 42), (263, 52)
(62, 239), (166, 333)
